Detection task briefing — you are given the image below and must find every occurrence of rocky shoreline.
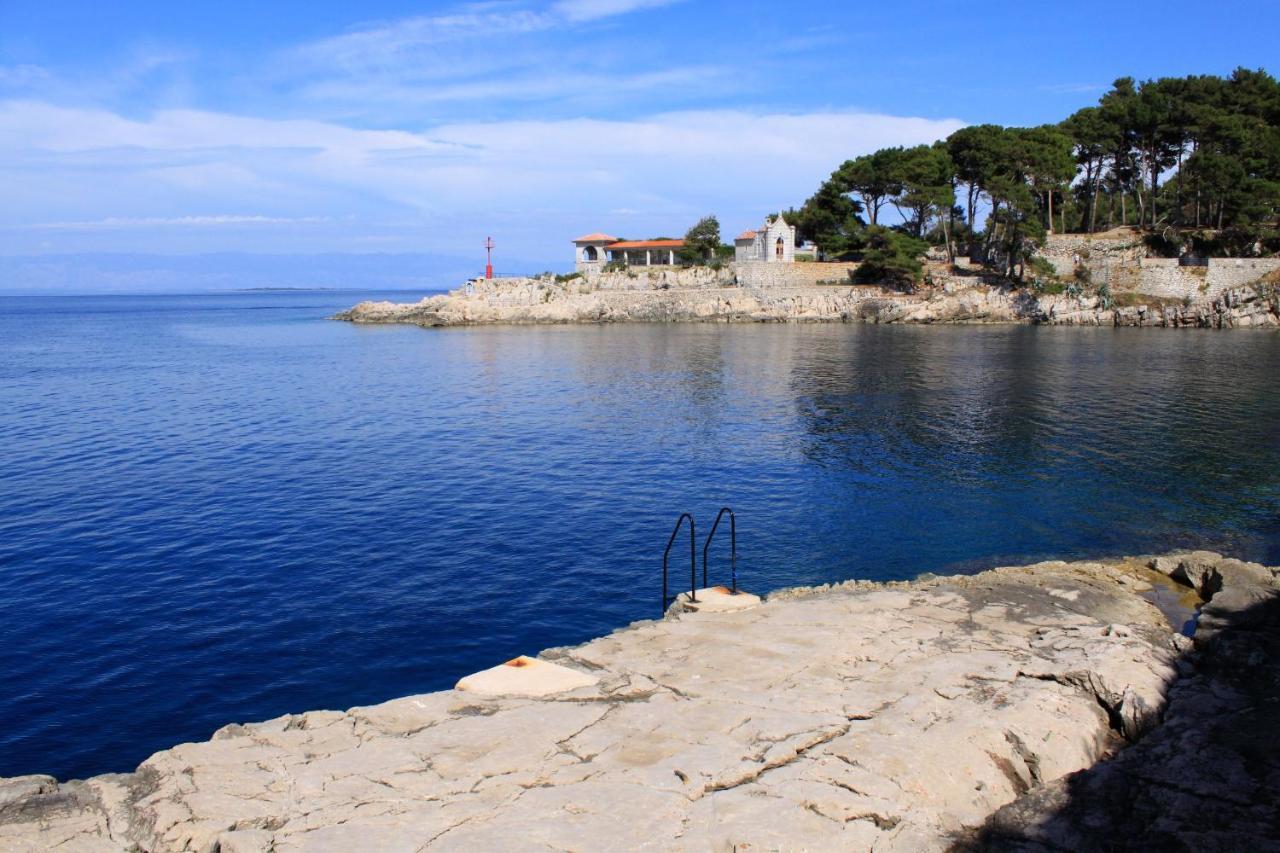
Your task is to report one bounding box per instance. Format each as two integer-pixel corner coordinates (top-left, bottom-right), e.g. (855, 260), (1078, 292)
(335, 276), (1279, 329)
(3, 552), (1277, 851)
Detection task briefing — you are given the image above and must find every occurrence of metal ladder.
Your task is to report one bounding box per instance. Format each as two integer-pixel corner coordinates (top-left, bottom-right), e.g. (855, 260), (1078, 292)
(661, 507), (737, 615)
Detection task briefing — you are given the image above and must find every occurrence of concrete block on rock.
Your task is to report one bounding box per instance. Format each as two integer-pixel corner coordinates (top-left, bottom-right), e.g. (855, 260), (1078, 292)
(675, 586), (761, 613)
(455, 656), (598, 697)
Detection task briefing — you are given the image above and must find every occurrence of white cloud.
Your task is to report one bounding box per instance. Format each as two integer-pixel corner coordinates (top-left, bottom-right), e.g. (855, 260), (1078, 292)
(551, 0), (686, 23)
(0, 100), (445, 153)
(0, 99), (965, 255)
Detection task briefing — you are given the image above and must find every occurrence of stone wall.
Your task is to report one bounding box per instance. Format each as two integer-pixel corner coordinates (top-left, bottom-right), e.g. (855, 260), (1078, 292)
(1133, 258), (1200, 300)
(463, 267), (739, 301)
(1037, 231), (1280, 301)
(1039, 232), (1147, 277)
(737, 261), (857, 288)
(1205, 257), (1280, 292)
(1131, 257), (1280, 301)
(575, 262), (866, 291)
(581, 265), (736, 291)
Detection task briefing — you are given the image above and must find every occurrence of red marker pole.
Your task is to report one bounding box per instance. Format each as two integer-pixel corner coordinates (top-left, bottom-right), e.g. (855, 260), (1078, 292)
(485, 236), (494, 280)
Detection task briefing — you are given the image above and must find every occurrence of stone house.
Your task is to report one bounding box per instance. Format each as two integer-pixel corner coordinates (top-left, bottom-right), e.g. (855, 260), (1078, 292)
(735, 216), (797, 263)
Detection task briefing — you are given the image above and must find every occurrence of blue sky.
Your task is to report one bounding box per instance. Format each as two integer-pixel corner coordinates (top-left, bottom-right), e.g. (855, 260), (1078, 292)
(1, 0), (1275, 284)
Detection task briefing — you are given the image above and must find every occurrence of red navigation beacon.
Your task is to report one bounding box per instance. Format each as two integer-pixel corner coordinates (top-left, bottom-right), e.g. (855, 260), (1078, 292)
(485, 236), (495, 279)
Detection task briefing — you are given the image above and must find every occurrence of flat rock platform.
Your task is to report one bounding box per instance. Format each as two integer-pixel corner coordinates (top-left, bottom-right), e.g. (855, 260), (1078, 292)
(2, 553), (1277, 851)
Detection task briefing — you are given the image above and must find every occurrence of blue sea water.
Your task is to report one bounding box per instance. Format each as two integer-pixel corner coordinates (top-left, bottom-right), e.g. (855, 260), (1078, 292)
(1, 291), (1279, 782)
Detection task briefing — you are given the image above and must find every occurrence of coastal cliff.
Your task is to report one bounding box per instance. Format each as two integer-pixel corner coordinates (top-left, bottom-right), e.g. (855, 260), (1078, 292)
(334, 271), (1280, 329)
(3, 552), (1278, 851)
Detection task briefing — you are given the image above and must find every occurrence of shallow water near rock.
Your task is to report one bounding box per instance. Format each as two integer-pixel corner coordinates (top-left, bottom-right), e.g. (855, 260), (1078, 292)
(1136, 569), (1203, 636)
(1, 291), (1279, 781)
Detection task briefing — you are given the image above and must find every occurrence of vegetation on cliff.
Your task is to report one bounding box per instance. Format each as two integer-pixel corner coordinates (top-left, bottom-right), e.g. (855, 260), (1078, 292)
(787, 68), (1280, 282)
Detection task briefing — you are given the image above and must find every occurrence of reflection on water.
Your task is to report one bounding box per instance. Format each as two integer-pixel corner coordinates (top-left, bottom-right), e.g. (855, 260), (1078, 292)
(0, 293), (1278, 781)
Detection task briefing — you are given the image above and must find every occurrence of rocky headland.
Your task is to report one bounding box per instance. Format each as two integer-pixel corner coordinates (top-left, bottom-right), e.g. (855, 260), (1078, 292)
(3, 551), (1278, 851)
(334, 267), (1280, 329)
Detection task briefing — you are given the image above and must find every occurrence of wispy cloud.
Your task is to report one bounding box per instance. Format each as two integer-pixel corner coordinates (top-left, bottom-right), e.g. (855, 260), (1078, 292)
(29, 215), (331, 231)
(0, 65), (50, 88)
(300, 65), (727, 106)
(551, 0), (686, 23)
(295, 9), (555, 71)
(279, 0), (701, 117)
(298, 0), (687, 67)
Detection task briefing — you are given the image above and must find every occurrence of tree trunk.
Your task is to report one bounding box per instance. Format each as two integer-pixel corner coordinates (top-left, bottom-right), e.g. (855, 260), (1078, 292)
(1175, 143), (1184, 220)
(967, 185), (978, 233)
(983, 201), (1001, 261)
(1089, 182), (1099, 233)
(946, 188), (956, 263)
(1192, 140), (1201, 228)
(1079, 161), (1094, 232)
(1150, 163), (1160, 230)
(942, 211), (954, 264)
(1047, 190), (1054, 236)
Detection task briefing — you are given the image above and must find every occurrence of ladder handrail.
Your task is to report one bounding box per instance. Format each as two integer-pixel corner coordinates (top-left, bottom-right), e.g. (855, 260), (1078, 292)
(702, 507), (737, 594)
(662, 512), (697, 613)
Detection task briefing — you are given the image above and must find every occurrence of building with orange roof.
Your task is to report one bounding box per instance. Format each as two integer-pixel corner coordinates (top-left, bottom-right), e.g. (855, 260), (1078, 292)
(572, 233), (688, 270)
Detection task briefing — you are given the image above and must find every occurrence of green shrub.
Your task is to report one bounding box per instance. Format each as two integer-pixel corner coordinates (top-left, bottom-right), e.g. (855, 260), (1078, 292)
(554, 271), (583, 283)
(851, 227), (928, 290)
(1027, 256), (1058, 280)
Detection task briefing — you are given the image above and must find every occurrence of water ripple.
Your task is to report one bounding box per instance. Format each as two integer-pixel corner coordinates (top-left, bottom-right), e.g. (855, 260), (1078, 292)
(1, 295), (1278, 781)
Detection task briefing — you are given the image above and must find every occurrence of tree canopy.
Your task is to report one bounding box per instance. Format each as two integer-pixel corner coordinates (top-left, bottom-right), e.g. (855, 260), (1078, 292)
(679, 215), (722, 264)
(788, 67), (1280, 283)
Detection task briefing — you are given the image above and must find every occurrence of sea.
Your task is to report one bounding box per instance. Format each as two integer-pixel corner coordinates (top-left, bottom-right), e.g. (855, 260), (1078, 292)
(2, 290), (1278, 781)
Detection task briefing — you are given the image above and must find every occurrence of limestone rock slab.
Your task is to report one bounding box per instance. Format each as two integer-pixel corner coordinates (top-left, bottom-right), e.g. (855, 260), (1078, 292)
(2, 555), (1258, 852)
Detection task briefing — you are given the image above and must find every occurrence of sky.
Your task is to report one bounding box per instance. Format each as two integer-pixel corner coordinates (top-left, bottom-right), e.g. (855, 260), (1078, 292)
(1, 0), (1276, 287)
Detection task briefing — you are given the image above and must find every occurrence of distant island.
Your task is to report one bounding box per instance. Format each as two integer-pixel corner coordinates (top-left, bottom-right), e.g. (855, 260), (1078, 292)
(235, 287), (339, 292)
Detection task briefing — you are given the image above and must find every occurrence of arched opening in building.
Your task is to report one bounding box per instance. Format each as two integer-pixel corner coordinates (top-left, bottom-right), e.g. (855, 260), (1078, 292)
(775, 237), (785, 259)
(584, 246), (598, 261)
